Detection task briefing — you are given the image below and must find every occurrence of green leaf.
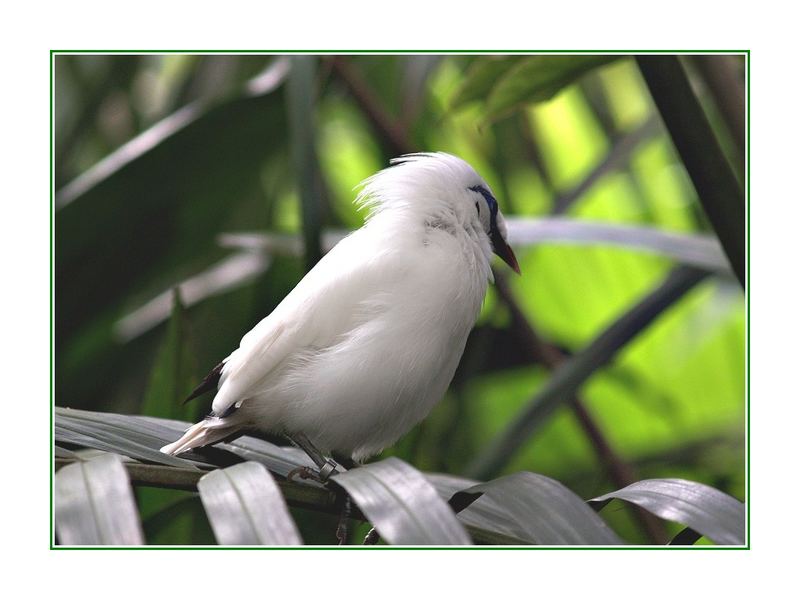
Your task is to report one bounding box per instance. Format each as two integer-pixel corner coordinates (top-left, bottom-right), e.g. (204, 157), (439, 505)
(198, 462), (303, 545)
(56, 408), (208, 469)
(55, 453), (144, 545)
(141, 284), (206, 548)
(140, 494), (214, 545)
(141, 287), (201, 421)
(484, 55), (620, 121)
(427, 473), (532, 544)
(589, 478), (745, 545)
(466, 266), (708, 480)
(54, 407), (311, 475)
(447, 472), (623, 545)
(552, 116), (662, 215)
(55, 445), (80, 459)
(287, 56), (325, 270)
(450, 56), (522, 109)
(114, 252), (272, 342)
(55, 60), (289, 374)
(331, 458), (472, 545)
(54, 410), (744, 547)
(221, 439), (315, 479)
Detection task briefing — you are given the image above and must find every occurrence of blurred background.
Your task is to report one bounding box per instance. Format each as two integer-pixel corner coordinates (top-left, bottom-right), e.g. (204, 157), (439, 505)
(54, 53), (746, 544)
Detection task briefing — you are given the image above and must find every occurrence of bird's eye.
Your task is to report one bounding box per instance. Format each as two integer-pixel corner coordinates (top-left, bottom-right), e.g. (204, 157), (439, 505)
(475, 201), (481, 215)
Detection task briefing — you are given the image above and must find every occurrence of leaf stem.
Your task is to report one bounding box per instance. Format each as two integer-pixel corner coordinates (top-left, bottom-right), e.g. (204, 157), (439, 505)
(636, 56), (745, 288)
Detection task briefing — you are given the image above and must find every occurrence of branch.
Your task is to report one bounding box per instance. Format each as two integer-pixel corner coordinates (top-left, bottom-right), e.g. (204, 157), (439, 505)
(560, 431), (743, 487)
(326, 56), (416, 156)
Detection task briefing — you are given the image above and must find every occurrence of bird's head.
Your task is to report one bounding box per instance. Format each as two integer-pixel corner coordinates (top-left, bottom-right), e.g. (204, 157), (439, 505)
(356, 152), (520, 275)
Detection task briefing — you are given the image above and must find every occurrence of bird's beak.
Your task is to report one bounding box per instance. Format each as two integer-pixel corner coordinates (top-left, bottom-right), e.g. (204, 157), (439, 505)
(491, 229), (521, 275)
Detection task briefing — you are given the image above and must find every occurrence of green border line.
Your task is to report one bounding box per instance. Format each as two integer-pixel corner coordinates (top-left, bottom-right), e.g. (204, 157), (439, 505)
(53, 545), (747, 550)
(50, 49), (750, 550)
(50, 49), (748, 54)
(50, 51), (54, 548)
(746, 49), (751, 548)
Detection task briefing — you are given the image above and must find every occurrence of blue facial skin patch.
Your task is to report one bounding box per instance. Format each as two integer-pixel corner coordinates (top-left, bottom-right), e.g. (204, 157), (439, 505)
(469, 185), (499, 230)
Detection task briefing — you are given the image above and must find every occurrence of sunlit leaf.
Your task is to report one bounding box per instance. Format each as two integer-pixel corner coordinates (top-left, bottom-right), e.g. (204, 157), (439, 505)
(449, 472), (623, 545)
(55, 453), (144, 545)
(427, 473), (532, 543)
(484, 55), (620, 121)
(332, 458), (472, 545)
(450, 56), (521, 109)
(429, 472), (621, 545)
(552, 117), (662, 214)
(54, 408), (746, 547)
(589, 478), (745, 545)
(467, 266), (708, 479)
(198, 462), (302, 545)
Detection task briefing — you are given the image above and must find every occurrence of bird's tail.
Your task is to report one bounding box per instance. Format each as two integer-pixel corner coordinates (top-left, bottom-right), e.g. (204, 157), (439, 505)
(160, 417), (239, 456)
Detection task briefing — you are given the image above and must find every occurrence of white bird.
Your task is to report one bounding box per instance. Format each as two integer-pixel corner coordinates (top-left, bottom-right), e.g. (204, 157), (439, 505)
(160, 152), (519, 472)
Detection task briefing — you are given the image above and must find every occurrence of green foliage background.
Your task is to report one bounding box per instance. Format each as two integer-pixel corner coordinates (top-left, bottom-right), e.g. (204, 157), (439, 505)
(54, 53), (746, 544)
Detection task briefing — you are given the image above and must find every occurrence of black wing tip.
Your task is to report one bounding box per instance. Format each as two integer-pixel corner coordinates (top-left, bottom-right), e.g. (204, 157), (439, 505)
(183, 360), (225, 405)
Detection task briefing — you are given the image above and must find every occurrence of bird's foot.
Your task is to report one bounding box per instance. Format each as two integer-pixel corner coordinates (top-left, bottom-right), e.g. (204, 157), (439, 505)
(286, 459), (340, 484)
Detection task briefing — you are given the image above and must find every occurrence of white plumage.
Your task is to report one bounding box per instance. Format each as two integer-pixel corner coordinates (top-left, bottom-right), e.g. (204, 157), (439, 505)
(161, 152), (518, 462)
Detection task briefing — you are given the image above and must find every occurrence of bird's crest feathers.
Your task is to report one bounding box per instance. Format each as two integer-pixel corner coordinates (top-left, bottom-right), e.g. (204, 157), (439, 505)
(354, 152), (486, 223)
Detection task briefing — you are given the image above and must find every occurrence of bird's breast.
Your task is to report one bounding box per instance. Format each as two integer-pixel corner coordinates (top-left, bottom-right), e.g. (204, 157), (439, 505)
(279, 232), (487, 459)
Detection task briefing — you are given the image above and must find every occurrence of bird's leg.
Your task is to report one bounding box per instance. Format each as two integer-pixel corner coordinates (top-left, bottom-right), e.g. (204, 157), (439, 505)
(284, 438), (357, 543)
(332, 452), (359, 471)
(287, 432), (340, 482)
(335, 495), (353, 545)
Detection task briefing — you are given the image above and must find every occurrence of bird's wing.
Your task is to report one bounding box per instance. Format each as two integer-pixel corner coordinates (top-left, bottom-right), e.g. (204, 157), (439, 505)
(210, 228), (395, 416)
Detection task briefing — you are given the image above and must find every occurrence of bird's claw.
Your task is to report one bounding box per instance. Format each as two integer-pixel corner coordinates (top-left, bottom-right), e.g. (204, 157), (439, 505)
(287, 466), (322, 483)
(286, 459), (340, 484)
